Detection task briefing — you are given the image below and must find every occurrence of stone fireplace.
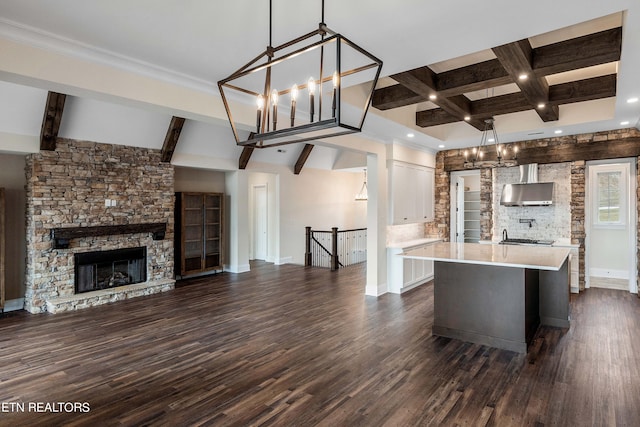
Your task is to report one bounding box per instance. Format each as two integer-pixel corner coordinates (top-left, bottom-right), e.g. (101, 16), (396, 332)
(24, 139), (175, 314)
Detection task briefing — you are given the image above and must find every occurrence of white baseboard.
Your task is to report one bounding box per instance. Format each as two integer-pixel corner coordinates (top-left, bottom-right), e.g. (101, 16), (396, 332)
(365, 282), (387, 297)
(589, 268), (629, 280)
(3, 298), (24, 312)
(275, 256), (292, 265)
(224, 263), (251, 273)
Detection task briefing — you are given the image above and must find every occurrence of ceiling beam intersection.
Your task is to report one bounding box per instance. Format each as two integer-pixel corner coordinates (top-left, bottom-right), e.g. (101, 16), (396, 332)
(492, 39), (559, 122)
(391, 67), (486, 131)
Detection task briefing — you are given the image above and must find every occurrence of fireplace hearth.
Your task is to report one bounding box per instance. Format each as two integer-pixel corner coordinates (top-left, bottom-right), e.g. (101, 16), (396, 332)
(75, 247), (147, 293)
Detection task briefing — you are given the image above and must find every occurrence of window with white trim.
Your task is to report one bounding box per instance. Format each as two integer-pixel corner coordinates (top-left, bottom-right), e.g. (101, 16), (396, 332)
(593, 165), (627, 227)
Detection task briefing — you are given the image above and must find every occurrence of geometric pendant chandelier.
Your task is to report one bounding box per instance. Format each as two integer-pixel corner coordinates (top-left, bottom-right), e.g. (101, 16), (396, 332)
(218, 0), (383, 148)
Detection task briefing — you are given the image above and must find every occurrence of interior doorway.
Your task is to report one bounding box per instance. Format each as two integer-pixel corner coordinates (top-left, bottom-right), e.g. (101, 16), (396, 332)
(585, 158), (637, 293)
(450, 170), (481, 243)
(253, 185), (268, 261)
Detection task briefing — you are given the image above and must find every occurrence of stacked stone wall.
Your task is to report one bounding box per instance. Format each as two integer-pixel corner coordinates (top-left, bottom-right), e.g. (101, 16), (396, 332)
(24, 139), (174, 313)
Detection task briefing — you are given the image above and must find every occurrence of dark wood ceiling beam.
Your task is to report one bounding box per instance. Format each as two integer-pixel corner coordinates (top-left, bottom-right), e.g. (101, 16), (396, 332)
(444, 136), (640, 171)
(239, 146), (254, 169)
(493, 39), (559, 122)
(373, 27), (621, 113)
(436, 59), (512, 97)
(40, 91), (66, 151)
(161, 116), (185, 163)
(417, 74), (616, 128)
(372, 85), (425, 110)
(294, 144), (314, 175)
(548, 74), (617, 105)
(415, 109), (459, 127)
(533, 27), (622, 76)
(392, 67), (485, 131)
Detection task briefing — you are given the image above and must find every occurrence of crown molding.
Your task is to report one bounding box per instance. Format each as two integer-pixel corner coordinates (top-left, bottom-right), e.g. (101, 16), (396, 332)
(0, 18), (216, 95)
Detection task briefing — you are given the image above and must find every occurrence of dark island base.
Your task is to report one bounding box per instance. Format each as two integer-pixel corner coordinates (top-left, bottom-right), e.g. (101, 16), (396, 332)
(432, 258), (570, 353)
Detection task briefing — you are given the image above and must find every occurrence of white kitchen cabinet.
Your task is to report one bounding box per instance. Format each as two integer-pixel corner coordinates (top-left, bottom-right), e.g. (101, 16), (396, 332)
(423, 167), (435, 222)
(387, 238), (441, 294)
(390, 161), (434, 224)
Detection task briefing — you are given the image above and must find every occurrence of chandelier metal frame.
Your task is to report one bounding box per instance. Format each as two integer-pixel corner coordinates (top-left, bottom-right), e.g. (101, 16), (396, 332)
(463, 118), (518, 169)
(217, 0), (383, 148)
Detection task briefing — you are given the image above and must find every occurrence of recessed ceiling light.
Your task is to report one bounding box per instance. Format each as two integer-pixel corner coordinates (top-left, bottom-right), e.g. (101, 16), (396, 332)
(518, 73), (528, 80)
(438, 144), (445, 148)
(627, 97), (639, 103)
(406, 133), (414, 138)
(537, 103), (545, 109)
(429, 94), (437, 100)
(554, 130), (563, 134)
(621, 121), (630, 126)
(464, 115), (471, 121)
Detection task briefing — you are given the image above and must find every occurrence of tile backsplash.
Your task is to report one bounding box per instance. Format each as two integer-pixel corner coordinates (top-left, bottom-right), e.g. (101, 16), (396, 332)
(493, 163), (571, 241)
(386, 223), (424, 245)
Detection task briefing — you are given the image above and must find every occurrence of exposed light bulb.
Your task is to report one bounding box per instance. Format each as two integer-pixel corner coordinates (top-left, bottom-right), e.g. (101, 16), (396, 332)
(308, 77), (316, 94)
(291, 84), (299, 101)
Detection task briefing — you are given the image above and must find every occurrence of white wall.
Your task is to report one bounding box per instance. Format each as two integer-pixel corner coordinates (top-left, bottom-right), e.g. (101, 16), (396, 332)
(586, 160), (636, 281)
(280, 166), (367, 264)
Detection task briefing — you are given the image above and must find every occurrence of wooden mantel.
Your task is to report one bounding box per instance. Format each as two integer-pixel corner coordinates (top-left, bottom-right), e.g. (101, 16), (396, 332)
(50, 223), (167, 249)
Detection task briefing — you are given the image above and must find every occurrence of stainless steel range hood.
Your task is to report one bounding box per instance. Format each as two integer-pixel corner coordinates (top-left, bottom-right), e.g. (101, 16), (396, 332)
(500, 164), (554, 206)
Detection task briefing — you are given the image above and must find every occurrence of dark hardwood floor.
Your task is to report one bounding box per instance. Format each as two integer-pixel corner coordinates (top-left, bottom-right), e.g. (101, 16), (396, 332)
(1, 262), (639, 426)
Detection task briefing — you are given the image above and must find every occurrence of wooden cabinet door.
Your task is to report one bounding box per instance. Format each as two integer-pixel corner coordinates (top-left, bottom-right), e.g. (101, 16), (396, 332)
(182, 193), (205, 274)
(203, 194), (222, 270)
(176, 192), (224, 277)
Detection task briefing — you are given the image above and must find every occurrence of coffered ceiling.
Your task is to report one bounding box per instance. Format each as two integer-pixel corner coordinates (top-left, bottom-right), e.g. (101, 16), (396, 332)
(366, 12), (631, 149)
(0, 0), (639, 157)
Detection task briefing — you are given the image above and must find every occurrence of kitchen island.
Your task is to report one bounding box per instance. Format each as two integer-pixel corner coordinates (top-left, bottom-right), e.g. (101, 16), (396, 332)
(400, 242), (571, 353)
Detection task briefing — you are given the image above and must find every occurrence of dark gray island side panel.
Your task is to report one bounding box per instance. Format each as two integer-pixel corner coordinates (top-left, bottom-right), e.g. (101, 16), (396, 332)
(431, 256), (571, 353)
(539, 257), (570, 327)
(433, 261), (540, 353)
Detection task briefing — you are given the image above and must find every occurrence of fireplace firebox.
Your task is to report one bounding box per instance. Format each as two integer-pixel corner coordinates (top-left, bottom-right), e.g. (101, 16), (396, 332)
(74, 247), (147, 293)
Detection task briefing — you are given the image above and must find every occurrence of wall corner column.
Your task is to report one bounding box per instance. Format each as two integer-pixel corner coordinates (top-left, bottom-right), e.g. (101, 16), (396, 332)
(224, 170), (250, 273)
(365, 153), (388, 296)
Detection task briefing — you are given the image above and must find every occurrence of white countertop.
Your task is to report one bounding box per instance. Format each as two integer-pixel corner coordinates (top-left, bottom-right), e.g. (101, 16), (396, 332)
(400, 242), (571, 271)
(387, 237), (441, 249)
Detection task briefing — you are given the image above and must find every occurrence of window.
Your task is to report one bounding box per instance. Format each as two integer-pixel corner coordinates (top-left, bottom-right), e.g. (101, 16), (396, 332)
(592, 164), (627, 227)
(597, 171), (621, 222)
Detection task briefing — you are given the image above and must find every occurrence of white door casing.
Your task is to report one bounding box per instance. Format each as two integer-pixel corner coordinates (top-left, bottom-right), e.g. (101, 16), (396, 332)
(585, 159), (637, 293)
(253, 185), (268, 261)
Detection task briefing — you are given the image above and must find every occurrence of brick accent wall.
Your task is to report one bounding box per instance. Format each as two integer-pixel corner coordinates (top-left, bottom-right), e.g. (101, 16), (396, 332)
(570, 161), (586, 290)
(434, 151), (450, 241)
(24, 139), (175, 313)
(480, 168), (493, 241)
(493, 163), (571, 239)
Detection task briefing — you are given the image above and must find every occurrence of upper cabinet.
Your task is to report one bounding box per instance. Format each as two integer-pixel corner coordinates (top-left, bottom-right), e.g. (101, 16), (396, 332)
(390, 161), (435, 224)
